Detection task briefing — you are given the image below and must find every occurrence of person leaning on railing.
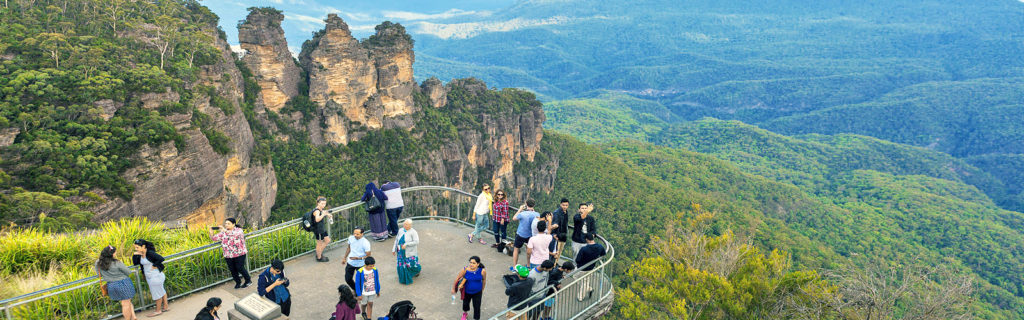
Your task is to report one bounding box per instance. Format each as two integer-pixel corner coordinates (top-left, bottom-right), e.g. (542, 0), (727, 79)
(210, 218), (251, 289)
(95, 245), (138, 320)
(132, 239), (169, 317)
(504, 265), (535, 320)
(573, 234), (606, 302)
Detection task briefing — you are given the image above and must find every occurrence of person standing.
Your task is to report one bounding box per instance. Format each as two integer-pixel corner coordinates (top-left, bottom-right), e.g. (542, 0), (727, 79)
(551, 199), (571, 262)
(505, 265), (535, 320)
(210, 218), (251, 289)
(381, 181), (405, 237)
(491, 190), (510, 247)
(362, 182), (390, 241)
(313, 196), (334, 262)
(392, 219), (421, 284)
(332, 285), (361, 320)
(132, 239), (169, 317)
(469, 184), (493, 245)
(573, 234), (606, 302)
(355, 257), (381, 320)
(526, 260), (554, 319)
(344, 227), (372, 291)
(526, 220), (553, 269)
(192, 297), (221, 320)
(257, 260), (291, 316)
(570, 203), (596, 260)
(453, 256), (487, 320)
(511, 200), (540, 268)
(96, 246), (137, 320)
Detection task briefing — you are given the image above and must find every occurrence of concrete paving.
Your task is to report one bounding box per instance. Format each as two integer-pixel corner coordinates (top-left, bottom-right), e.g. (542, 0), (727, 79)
(153, 220), (530, 320)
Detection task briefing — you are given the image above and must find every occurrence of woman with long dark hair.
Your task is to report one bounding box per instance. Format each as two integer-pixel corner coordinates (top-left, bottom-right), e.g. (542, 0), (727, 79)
(453, 256), (487, 320)
(331, 285), (361, 320)
(193, 297), (222, 320)
(491, 190), (510, 246)
(210, 218), (251, 288)
(96, 246), (137, 320)
(133, 239), (169, 316)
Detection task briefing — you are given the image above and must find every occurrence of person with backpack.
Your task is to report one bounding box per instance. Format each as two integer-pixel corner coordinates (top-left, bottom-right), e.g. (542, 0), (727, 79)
(361, 182), (389, 241)
(453, 256), (487, 320)
(311, 196), (333, 262)
(332, 285), (360, 320)
(381, 181), (405, 237)
(392, 219), (421, 284)
(193, 297), (221, 320)
(132, 239), (169, 317)
(505, 265), (535, 320)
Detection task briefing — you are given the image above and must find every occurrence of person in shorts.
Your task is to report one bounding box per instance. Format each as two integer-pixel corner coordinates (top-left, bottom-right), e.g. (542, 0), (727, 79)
(313, 197), (333, 262)
(511, 200), (540, 268)
(354, 257), (380, 320)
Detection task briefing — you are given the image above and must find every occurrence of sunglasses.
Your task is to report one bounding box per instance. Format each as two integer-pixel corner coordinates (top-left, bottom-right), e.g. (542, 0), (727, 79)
(496, 193), (505, 196)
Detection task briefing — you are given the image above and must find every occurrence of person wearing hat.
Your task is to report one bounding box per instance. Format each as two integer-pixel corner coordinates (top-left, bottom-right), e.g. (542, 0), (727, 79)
(505, 265), (535, 320)
(257, 259), (291, 316)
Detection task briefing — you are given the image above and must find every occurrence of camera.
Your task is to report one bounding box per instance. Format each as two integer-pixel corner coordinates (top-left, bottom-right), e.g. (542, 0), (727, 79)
(211, 226), (220, 230)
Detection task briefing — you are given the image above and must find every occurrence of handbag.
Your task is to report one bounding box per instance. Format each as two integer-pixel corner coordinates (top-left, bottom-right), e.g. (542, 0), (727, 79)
(100, 283), (108, 296)
(364, 193), (382, 212)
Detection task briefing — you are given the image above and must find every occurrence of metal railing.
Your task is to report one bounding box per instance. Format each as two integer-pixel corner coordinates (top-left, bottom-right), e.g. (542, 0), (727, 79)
(489, 234), (615, 320)
(0, 185), (614, 320)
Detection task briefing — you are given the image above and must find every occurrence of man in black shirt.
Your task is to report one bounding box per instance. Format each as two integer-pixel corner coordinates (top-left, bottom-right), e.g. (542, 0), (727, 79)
(505, 265), (535, 319)
(570, 203), (596, 260)
(551, 198), (570, 262)
(574, 234), (606, 302)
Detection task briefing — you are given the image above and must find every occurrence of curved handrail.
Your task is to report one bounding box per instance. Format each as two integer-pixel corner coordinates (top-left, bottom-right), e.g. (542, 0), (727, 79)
(0, 185), (615, 320)
(0, 185), (473, 306)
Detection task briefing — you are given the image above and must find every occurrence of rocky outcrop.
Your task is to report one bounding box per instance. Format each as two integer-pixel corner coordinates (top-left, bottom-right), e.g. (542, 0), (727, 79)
(297, 16), (419, 145)
(411, 79), (554, 200)
(92, 29), (277, 227)
(421, 77), (448, 108)
(239, 8), (301, 113)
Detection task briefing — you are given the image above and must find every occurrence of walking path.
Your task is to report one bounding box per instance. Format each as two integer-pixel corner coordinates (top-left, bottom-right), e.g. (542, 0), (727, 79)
(155, 220), (526, 319)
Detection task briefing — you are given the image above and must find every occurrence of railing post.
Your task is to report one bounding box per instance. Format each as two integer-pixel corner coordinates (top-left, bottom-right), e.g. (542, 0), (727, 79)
(4, 302), (12, 320)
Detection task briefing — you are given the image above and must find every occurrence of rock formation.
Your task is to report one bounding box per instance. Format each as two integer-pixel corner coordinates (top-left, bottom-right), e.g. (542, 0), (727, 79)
(92, 29), (277, 227)
(298, 15), (418, 145)
(238, 8), (302, 113)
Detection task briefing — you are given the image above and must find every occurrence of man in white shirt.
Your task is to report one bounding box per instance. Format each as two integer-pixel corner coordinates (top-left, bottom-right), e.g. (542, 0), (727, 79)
(344, 227), (372, 291)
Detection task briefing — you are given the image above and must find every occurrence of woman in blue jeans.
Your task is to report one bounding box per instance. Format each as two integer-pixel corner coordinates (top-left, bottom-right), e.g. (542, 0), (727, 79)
(469, 185), (493, 244)
(491, 190), (510, 246)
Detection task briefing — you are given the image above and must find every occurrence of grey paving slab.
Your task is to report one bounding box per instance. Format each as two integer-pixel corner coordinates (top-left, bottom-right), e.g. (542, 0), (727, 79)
(155, 220), (529, 320)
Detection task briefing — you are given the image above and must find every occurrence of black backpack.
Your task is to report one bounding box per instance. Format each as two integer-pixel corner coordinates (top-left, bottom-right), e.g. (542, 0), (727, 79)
(301, 209), (316, 232)
(387, 300), (416, 319)
(364, 193), (382, 212)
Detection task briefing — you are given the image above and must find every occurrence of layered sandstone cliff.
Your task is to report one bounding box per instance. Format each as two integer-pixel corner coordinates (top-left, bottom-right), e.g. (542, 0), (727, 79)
(298, 15), (418, 145)
(92, 29), (277, 227)
(411, 79), (554, 199)
(238, 8), (302, 113)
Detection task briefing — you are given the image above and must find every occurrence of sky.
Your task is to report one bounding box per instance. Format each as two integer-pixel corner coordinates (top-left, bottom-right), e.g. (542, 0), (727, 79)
(203, 0), (518, 55)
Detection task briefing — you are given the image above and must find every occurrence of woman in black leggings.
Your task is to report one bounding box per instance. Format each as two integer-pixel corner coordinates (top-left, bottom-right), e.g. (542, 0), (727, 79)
(453, 256), (487, 320)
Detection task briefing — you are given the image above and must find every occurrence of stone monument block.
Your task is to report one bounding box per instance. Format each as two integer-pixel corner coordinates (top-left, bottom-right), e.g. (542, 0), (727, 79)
(233, 293), (283, 320)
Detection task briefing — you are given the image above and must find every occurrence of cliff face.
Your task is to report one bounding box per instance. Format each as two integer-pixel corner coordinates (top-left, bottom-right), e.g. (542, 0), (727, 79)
(410, 79), (555, 200)
(92, 30), (277, 227)
(238, 9), (302, 114)
(298, 15), (418, 145)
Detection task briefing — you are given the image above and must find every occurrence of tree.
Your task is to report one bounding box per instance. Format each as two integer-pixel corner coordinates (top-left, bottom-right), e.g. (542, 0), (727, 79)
(824, 262), (975, 320)
(616, 205), (839, 320)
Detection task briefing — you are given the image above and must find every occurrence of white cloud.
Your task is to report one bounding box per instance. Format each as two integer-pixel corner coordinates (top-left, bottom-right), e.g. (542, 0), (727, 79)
(381, 9), (489, 21)
(286, 13), (325, 25)
(414, 16), (574, 39)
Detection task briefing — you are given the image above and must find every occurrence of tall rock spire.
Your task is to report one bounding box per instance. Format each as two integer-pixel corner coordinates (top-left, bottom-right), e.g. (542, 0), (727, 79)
(238, 7), (301, 113)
